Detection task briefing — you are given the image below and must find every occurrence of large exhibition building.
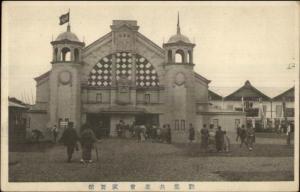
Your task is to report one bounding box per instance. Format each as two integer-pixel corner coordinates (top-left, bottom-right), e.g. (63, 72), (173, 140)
(28, 17), (245, 142)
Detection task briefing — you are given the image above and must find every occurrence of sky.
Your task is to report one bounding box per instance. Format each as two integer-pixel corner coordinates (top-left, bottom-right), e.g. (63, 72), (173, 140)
(2, 1), (299, 103)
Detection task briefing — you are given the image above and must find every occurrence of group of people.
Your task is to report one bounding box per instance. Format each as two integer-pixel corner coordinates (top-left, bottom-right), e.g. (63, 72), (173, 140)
(192, 123), (256, 153)
(58, 122), (98, 163)
(197, 124), (231, 153)
(116, 120), (172, 143)
(236, 124), (256, 150)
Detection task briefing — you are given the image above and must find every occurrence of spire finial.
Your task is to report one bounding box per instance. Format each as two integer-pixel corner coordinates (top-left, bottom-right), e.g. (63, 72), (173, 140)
(67, 24), (71, 32)
(177, 12), (181, 35)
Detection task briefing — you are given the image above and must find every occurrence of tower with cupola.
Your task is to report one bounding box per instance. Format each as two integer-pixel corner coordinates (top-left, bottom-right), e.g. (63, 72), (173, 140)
(163, 13), (196, 142)
(49, 24), (85, 132)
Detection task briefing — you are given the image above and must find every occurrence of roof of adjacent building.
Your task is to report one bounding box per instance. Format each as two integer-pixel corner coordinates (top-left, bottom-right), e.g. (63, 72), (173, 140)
(272, 87), (294, 101)
(224, 80), (271, 101)
(9, 97), (28, 109)
(208, 90), (223, 100)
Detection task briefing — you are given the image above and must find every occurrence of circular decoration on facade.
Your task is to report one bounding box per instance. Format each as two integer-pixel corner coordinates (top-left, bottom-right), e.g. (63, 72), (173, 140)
(175, 72), (185, 86)
(59, 71), (72, 85)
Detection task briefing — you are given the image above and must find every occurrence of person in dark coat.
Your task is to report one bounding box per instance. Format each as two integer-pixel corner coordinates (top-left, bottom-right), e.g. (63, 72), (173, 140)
(59, 122), (79, 163)
(240, 124), (247, 148)
(201, 124), (209, 151)
(80, 124), (97, 163)
(215, 126), (224, 152)
(246, 125), (255, 151)
(166, 124), (172, 144)
(188, 124), (195, 143)
(236, 123), (241, 142)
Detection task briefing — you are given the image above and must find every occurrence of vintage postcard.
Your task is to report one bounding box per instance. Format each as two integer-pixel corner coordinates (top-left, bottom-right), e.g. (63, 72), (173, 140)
(1, 1), (299, 191)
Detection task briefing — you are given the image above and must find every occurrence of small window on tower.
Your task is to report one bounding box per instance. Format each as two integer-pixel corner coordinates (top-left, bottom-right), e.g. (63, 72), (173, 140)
(175, 49), (185, 63)
(61, 47), (71, 61)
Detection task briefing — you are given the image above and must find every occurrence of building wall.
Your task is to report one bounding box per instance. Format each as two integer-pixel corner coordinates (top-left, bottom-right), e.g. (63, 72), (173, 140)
(27, 112), (51, 141)
(194, 78), (209, 103)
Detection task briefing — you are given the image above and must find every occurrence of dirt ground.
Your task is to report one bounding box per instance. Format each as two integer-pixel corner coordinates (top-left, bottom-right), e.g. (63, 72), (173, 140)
(9, 136), (294, 182)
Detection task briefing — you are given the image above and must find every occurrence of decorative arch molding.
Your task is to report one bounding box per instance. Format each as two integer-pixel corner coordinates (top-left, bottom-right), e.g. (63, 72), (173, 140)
(87, 51), (160, 88)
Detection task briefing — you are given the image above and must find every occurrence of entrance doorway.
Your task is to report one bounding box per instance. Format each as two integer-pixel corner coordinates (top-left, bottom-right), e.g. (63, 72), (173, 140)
(86, 114), (110, 139)
(135, 114), (159, 126)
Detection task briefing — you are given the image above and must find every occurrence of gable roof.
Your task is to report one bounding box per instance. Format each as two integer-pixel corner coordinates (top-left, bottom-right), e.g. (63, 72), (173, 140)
(34, 71), (50, 82)
(136, 32), (165, 56)
(208, 90), (223, 100)
(272, 87), (295, 101)
(9, 97), (29, 109)
(83, 32), (112, 52)
(224, 80), (271, 101)
(194, 72), (211, 84)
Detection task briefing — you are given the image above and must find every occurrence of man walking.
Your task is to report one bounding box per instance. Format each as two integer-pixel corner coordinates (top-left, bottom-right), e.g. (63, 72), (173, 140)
(52, 124), (59, 143)
(246, 125), (255, 151)
(240, 125), (247, 148)
(80, 124), (97, 163)
(188, 124), (195, 143)
(236, 123), (241, 142)
(59, 122), (79, 163)
(200, 124), (209, 152)
(215, 126), (224, 152)
(166, 124), (172, 144)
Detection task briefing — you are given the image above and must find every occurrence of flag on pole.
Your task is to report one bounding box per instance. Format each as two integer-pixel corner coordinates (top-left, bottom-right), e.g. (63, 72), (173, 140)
(59, 12), (69, 25)
(241, 96), (244, 112)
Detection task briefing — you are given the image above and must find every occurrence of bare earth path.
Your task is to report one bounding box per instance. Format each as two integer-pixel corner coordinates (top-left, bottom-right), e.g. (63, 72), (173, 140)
(9, 138), (294, 182)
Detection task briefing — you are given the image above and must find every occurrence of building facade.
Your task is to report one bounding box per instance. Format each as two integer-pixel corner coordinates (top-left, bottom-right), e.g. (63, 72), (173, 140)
(209, 81), (295, 130)
(28, 18), (245, 142)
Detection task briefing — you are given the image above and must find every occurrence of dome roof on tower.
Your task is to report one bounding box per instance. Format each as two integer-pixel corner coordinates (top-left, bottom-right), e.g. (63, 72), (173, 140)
(55, 25), (80, 42)
(167, 33), (191, 44)
(166, 13), (191, 44)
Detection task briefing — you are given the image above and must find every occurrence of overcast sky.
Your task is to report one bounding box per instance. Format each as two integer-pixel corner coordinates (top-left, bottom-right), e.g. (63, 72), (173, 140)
(3, 1), (299, 103)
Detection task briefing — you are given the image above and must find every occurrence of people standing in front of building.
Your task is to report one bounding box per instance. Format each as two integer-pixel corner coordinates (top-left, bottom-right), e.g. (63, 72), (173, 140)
(140, 124), (146, 142)
(167, 124), (172, 144)
(188, 124), (195, 143)
(208, 124), (215, 152)
(239, 125), (247, 148)
(52, 124), (59, 143)
(80, 124), (97, 163)
(59, 122), (79, 163)
(151, 124), (157, 142)
(135, 124), (141, 142)
(116, 120), (124, 138)
(200, 124), (209, 152)
(286, 122), (292, 145)
(215, 126), (224, 152)
(156, 125), (162, 142)
(223, 131), (230, 152)
(246, 124), (255, 151)
(236, 123), (241, 142)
